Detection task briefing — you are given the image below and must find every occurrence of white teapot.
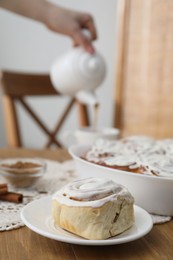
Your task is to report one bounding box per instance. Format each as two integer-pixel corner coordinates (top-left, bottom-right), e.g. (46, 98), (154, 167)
(50, 31), (106, 105)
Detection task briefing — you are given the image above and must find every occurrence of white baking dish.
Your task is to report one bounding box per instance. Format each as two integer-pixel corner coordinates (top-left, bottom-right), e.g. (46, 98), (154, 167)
(69, 144), (173, 216)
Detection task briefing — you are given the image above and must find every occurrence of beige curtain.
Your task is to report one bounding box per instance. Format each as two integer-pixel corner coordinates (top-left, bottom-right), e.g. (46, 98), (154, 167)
(114, 0), (173, 138)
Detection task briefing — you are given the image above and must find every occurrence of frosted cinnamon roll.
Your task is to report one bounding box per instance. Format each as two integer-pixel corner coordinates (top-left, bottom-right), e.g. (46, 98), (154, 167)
(144, 155), (173, 178)
(158, 139), (173, 155)
(84, 136), (173, 178)
(52, 177), (134, 240)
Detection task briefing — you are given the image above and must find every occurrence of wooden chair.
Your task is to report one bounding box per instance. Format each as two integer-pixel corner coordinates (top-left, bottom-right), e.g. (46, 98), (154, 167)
(0, 70), (90, 148)
(114, 0), (173, 138)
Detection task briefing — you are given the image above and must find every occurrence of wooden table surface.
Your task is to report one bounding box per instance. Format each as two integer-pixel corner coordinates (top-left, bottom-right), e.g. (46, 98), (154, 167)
(0, 148), (173, 260)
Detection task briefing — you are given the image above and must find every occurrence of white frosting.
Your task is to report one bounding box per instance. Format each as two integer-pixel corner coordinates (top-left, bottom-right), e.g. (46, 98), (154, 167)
(53, 177), (134, 207)
(105, 154), (140, 168)
(85, 136), (173, 178)
(145, 155), (173, 178)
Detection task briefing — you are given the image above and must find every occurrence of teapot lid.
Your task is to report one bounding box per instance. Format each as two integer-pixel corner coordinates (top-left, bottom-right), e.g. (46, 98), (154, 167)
(79, 51), (106, 80)
(70, 29), (106, 83)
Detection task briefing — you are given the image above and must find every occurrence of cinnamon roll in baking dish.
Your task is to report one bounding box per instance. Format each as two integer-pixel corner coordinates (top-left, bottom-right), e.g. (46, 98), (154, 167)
(84, 136), (173, 178)
(52, 178), (134, 240)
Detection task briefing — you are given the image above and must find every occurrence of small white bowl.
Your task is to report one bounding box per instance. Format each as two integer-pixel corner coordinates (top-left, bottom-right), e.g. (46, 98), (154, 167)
(0, 158), (46, 188)
(69, 144), (173, 216)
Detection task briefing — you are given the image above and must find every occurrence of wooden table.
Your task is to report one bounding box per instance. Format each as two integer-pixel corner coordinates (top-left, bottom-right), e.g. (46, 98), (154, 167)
(0, 148), (173, 260)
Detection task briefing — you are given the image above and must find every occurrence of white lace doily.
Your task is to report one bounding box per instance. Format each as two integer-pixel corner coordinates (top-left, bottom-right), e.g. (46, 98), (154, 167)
(151, 214), (172, 224)
(0, 159), (172, 231)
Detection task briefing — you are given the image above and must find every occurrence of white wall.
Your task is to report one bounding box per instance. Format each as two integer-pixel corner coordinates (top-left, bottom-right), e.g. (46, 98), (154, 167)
(0, 0), (118, 148)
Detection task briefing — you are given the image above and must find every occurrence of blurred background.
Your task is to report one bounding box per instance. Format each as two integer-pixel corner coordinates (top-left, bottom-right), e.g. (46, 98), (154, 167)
(0, 0), (118, 148)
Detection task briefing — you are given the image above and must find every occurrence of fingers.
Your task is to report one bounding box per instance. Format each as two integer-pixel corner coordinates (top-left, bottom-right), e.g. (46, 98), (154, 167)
(83, 15), (97, 41)
(72, 28), (95, 54)
(72, 13), (97, 54)
(44, 4), (97, 54)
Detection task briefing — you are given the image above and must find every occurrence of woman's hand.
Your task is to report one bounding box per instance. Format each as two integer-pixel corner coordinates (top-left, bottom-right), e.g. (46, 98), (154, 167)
(0, 0), (97, 54)
(45, 5), (97, 54)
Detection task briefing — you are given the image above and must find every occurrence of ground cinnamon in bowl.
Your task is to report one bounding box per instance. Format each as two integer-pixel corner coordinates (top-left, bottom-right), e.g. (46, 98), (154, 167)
(1, 161), (43, 174)
(0, 158), (46, 188)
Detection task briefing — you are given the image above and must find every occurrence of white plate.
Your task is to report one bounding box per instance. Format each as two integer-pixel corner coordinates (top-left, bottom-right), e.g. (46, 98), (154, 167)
(21, 196), (153, 246)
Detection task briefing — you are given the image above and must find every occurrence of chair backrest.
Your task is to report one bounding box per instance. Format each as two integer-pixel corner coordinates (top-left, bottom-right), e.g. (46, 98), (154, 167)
(0, 71), (90, 148)
(114, 0), (173, 138)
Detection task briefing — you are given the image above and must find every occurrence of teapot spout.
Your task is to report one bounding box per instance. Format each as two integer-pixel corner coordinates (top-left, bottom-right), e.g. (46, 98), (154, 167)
(76, 90), (99, 106)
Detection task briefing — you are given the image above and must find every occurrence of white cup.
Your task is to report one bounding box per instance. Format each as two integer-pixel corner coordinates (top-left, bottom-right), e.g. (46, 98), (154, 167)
(61, 126), (120, 147)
